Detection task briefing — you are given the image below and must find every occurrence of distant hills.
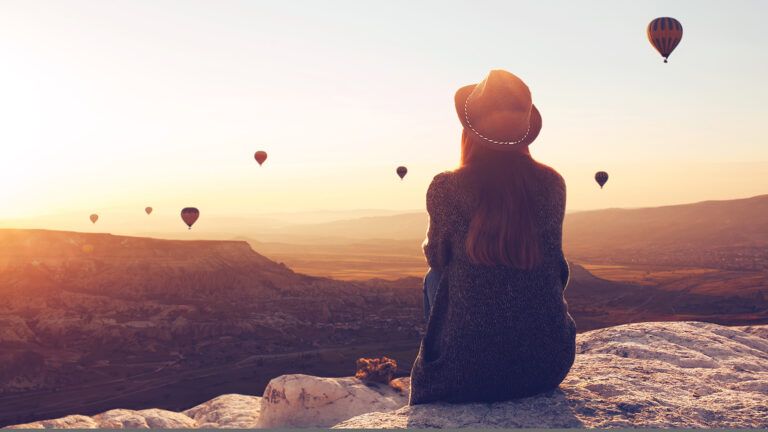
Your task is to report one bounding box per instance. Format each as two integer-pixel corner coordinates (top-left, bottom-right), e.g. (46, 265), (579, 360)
(566, 194), (768, 249)
(563, 194), (768, 269)
(246, 194), (768, 271)
(281, 213), (428, 242)
(240, 195), (768, 332)
(238, 196), (768, 330)
(236, 194), (768, 243)
(0, 229), (422, 426)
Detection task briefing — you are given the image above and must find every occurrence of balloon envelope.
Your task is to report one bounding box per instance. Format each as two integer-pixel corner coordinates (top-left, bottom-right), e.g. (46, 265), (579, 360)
(254, 151), (268, 166)
(145, 207), (153, 215)
(89, 214), (98, 224)
(595, 171), (609, 189)
(647, 17), (683, 63)
(181, 207), (200, 229)
(396, 166), (408, 179)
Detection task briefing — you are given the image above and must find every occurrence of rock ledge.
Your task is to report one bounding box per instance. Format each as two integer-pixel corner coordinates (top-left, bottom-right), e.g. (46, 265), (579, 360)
(7, 321), (767, 429)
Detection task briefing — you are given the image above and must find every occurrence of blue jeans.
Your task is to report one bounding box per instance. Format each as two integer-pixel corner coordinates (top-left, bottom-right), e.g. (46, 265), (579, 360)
(423, 267), (441, 321)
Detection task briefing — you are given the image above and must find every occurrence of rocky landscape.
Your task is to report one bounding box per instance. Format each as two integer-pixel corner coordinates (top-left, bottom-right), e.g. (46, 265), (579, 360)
(7, 321), (768, 429)
(0, 229), (422, 426)
(1, 228), (767, 426)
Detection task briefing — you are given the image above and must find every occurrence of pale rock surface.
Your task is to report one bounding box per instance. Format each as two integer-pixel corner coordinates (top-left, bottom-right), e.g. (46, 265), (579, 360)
(93, 409), (198, 428)
(334, 321), (768, 428)
(6, 415), (99, 429)
(6, 409), (197, 429)
(6, 321), (768, 429)
(183, 394), (262, 428)
(257, 374), (409, 428)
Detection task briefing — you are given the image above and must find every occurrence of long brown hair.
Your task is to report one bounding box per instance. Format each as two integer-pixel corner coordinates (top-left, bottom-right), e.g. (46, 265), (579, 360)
(458, 130), (542, 269)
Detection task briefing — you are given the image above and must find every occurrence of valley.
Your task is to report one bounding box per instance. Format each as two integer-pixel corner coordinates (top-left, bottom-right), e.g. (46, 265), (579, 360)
(1, 196), (767, 426)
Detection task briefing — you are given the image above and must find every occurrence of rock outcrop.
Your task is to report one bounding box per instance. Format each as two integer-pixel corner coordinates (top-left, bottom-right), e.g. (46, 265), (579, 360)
(182, 394), (262, 428)
(7, 409), (199, 429)
(257, 375), (409, 428)
(7, 322), (768, 429)
(336, 322), (768, 428)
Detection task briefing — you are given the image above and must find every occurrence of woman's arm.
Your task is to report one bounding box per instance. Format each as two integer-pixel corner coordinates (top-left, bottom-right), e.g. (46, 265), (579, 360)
(556, 172), (570, 289)
(422, 173), (452, 271)
(559, 252), (570, 288)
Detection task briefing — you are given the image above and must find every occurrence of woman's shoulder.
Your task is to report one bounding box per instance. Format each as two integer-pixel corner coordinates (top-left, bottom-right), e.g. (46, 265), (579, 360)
(426, 170), (460, 209)
(532, 160), (566, 191)
(429, 170), (459, 191)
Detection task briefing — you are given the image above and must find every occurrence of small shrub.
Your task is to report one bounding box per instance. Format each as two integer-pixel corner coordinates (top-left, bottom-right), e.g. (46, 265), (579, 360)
(355, 356), (397, 385)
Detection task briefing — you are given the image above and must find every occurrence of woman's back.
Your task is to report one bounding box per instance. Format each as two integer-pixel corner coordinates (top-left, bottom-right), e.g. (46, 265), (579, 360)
(409, 160), (576, 405)
(409, 68), (576, 405)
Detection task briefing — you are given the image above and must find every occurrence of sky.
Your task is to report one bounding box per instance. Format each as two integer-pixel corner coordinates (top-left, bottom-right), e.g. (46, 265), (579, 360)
(1, 0), (767, 233)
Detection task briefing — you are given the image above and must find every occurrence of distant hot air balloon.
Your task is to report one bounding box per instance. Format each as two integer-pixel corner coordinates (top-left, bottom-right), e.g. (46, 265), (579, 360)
(145, 207), (153, 215)
(90, 214), (99, 224)
(647, 17), (683, 63)
(181, 207), (199, 229)
(396, 166), (408, 180)
(254, 151), (268, 166)
(82, 244), (94, 254)
(595, 171), (609, 189)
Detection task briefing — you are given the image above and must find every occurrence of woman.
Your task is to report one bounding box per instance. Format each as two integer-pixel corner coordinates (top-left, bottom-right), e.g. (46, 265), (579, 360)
(409, 69), (576, 405)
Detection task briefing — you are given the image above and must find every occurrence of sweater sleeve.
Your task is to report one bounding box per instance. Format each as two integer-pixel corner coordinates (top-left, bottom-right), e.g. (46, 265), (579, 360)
(555, 172), (570, 289)
(559, 252), (571, 288)
(422, 173), (452, 271)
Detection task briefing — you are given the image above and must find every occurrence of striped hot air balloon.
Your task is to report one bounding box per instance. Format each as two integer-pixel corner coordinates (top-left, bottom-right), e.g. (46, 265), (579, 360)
(647, 17), (683, 63)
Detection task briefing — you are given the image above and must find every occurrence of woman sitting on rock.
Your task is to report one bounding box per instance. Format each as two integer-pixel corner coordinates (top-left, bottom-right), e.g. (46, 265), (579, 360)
(410, 69), (576, 405)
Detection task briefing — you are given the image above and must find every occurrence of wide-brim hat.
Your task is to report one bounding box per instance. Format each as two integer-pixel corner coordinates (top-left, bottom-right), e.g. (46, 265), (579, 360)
(455, 69), (542, 150)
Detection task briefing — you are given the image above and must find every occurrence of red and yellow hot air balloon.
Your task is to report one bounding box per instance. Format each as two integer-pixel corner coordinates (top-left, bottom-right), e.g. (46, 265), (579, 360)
(89, 214), (99, 224)
(647, 17), (683, 63)
(145, 207), (153, 215)
(254, 151), (268, 166)
(181, 207), (199, 230)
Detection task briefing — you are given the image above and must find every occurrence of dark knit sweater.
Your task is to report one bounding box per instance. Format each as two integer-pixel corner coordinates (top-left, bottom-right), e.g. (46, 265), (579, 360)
(408, 161), (576, 405)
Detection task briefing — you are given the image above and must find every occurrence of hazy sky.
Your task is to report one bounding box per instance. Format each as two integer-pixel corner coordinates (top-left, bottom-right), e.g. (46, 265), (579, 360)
(1, 0), (767, 230)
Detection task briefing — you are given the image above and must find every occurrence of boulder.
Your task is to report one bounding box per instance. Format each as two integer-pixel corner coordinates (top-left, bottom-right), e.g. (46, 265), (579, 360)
(7, 415), (99, 429)
(183, 394), (262, 428)
(257, 374), (409, 428)
(333, 322), (768, 428)
(92, 409), (198, 428)
(6, 409), (198, 429)
(6, 322), (767, 429)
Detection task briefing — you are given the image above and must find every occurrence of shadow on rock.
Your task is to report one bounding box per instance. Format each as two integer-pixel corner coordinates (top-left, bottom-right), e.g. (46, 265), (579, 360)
(403, 389), (583, 429)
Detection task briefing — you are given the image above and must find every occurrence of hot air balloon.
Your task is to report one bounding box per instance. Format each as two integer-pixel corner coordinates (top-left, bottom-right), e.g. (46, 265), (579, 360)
(396, 166), (408, 180)
(82, 244), (94, 254)
(145, 207), (153, 215)
(647, 17), (683, 63)
(90, 214), (99, 224)
(595, 171), (609, 189)
(254, 151), (268, 166)
(181, 207), (199, 229)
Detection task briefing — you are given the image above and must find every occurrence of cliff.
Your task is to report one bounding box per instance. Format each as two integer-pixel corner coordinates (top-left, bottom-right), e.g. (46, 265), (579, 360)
(7, 321), (768, 429)
(0, 229), (423, 425)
